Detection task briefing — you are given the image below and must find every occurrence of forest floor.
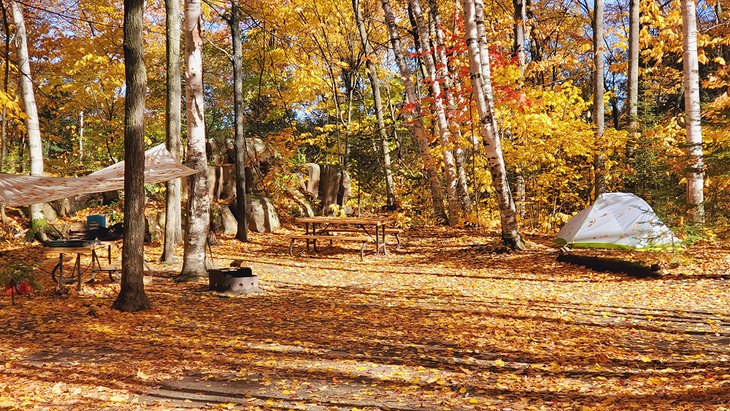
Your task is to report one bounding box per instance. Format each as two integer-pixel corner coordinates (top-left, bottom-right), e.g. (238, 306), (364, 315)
(0, 227), (729, 410)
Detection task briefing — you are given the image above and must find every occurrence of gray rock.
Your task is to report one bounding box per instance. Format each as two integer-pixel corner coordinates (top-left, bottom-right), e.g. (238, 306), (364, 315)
(301, 163), (320, 200)
(318, 165), (350, 216)
(41, 203), (58, 222)
(221, 205), (238, 235)
(246, 194), (280, 233)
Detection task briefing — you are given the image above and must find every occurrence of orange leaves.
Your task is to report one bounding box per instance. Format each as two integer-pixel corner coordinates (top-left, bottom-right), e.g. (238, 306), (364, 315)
(1, 230), (730, 409)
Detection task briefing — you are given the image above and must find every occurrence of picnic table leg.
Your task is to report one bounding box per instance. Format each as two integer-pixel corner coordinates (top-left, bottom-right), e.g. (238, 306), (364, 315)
(57, 253), (64, 291)
(375, 225), (380, 255)
(305, 223), (311, 252)
(90, 250), (99, 281)
(75, 253), (82, 291)
(313, 223), (318, 252)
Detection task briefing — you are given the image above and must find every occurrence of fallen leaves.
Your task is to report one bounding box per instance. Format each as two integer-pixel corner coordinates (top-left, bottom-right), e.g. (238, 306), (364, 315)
(0, 228), (728, 409)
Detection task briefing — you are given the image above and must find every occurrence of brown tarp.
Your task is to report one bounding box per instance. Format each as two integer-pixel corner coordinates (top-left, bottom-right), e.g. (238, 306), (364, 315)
(0, 144), (197, 207)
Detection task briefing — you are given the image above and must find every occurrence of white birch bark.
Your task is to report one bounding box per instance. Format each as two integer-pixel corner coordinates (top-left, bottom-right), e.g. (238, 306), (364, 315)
(381, 0), (447, 221)
(179, 0), (210, 279)
(409, 0), (461, 226)
(10, 0), (44, 224)
(512, 0), (527, 217)
(430, 0), (472, 212)
(681, 0), (705, 224)
(462, 0), (524, 249)
(627, 0), (639, 138)
(353, 0), (397, 209)
(593, 0), (607, 197)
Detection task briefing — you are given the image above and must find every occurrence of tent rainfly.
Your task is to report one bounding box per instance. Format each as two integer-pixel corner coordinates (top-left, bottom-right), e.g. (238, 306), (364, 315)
(555, 192), (681, 250)
(0, 144), (197, 207)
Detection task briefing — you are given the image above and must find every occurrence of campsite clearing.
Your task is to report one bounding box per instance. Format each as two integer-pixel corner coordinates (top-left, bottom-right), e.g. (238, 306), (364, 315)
(0, 228), (728, 410)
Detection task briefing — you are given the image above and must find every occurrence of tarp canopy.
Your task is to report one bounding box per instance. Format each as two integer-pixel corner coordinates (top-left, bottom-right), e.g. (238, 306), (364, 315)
(555, 192), (681, 250)
(0, 144), (197, 207)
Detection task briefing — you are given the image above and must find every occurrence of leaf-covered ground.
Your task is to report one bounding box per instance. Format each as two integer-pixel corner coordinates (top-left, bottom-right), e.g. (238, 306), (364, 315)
(1, 228), (729, 410)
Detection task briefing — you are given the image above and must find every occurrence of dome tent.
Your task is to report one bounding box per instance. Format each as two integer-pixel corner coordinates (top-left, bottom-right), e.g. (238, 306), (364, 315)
(556, 193), (681, 250)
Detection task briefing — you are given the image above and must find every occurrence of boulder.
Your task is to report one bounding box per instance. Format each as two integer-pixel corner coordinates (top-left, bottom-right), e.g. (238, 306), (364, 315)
(207, 165), (237, 202)
(300, 163), (320, 200)
(41, 203), (58, 222)
(287, 189), (314, 217)
(220, 205), (238, 235)
(145, 210), (164, 243)
(318, 165), (350, 216)
(219, 164), (236, 201)
(245, 194), (280, 233)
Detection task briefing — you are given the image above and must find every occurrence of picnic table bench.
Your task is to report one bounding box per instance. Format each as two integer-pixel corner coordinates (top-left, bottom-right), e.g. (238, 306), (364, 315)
(324, 227), (404, 249)
(288, 234), (374, 260)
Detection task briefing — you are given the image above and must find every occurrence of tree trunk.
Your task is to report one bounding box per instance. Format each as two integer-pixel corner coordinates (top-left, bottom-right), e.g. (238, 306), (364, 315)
(1, 1), (9, 172)
(353, 0), (397, 210)
(79, 111), (84, 159)
(681, 0), (704, 224)
(513, 0), (528, 217)
(593, 0), (607, 198)
(627, 0), (639, 144)
(462, 0), (525, 250)
(112, 0), (150, 312)
(10, 0), (45, 230)
(409, 0), (461, 226)
(179, 0), (210, 280)
(231, 0), (249, 241)
(513, 0), (527, 77)
(430, 0), (472, 212)
(381, 0), (447, 221)
(161, 0), (183, 263)
(1, 2), (10, 223)
(473, 0), (495, 101)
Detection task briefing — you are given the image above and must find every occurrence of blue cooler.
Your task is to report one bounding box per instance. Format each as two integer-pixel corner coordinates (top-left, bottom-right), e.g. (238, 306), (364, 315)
(87, 215), (107, 229)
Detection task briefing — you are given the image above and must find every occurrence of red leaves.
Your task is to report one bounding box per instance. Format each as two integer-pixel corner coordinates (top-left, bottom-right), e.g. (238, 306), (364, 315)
(4, 281), (33, 296)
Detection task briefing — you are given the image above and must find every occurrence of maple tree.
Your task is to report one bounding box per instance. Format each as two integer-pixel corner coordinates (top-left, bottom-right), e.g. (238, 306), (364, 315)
(113, 0), (150, 312)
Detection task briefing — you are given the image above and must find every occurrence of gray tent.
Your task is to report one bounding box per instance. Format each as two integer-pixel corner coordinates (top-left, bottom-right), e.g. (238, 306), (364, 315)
(556, 193), (681, 250)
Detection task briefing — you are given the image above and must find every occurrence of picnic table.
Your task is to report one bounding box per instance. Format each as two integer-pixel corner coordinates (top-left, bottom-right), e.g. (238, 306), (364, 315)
(44, 240), (119, 291)
(289, 216), (402, 259)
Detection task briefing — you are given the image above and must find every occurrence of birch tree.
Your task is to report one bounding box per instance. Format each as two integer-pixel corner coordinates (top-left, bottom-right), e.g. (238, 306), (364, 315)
(112, 0), (150, 312)
(463, 0), (525, 250)
(513, 0), (527, 77)
(681, 0), (704, 224)
(381, 0), (447, 221)
(429, 0), (472, 212)
(593, 0), (607, 197)
(512, 0), (527, 217)
(179, 0), (210, 280)
(161, 0), (183, 263)
(353, 0), (397, 210)
(408, 0), (461, 226)
(10, 0), (44, 232)
(627, 0), (639, 141)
